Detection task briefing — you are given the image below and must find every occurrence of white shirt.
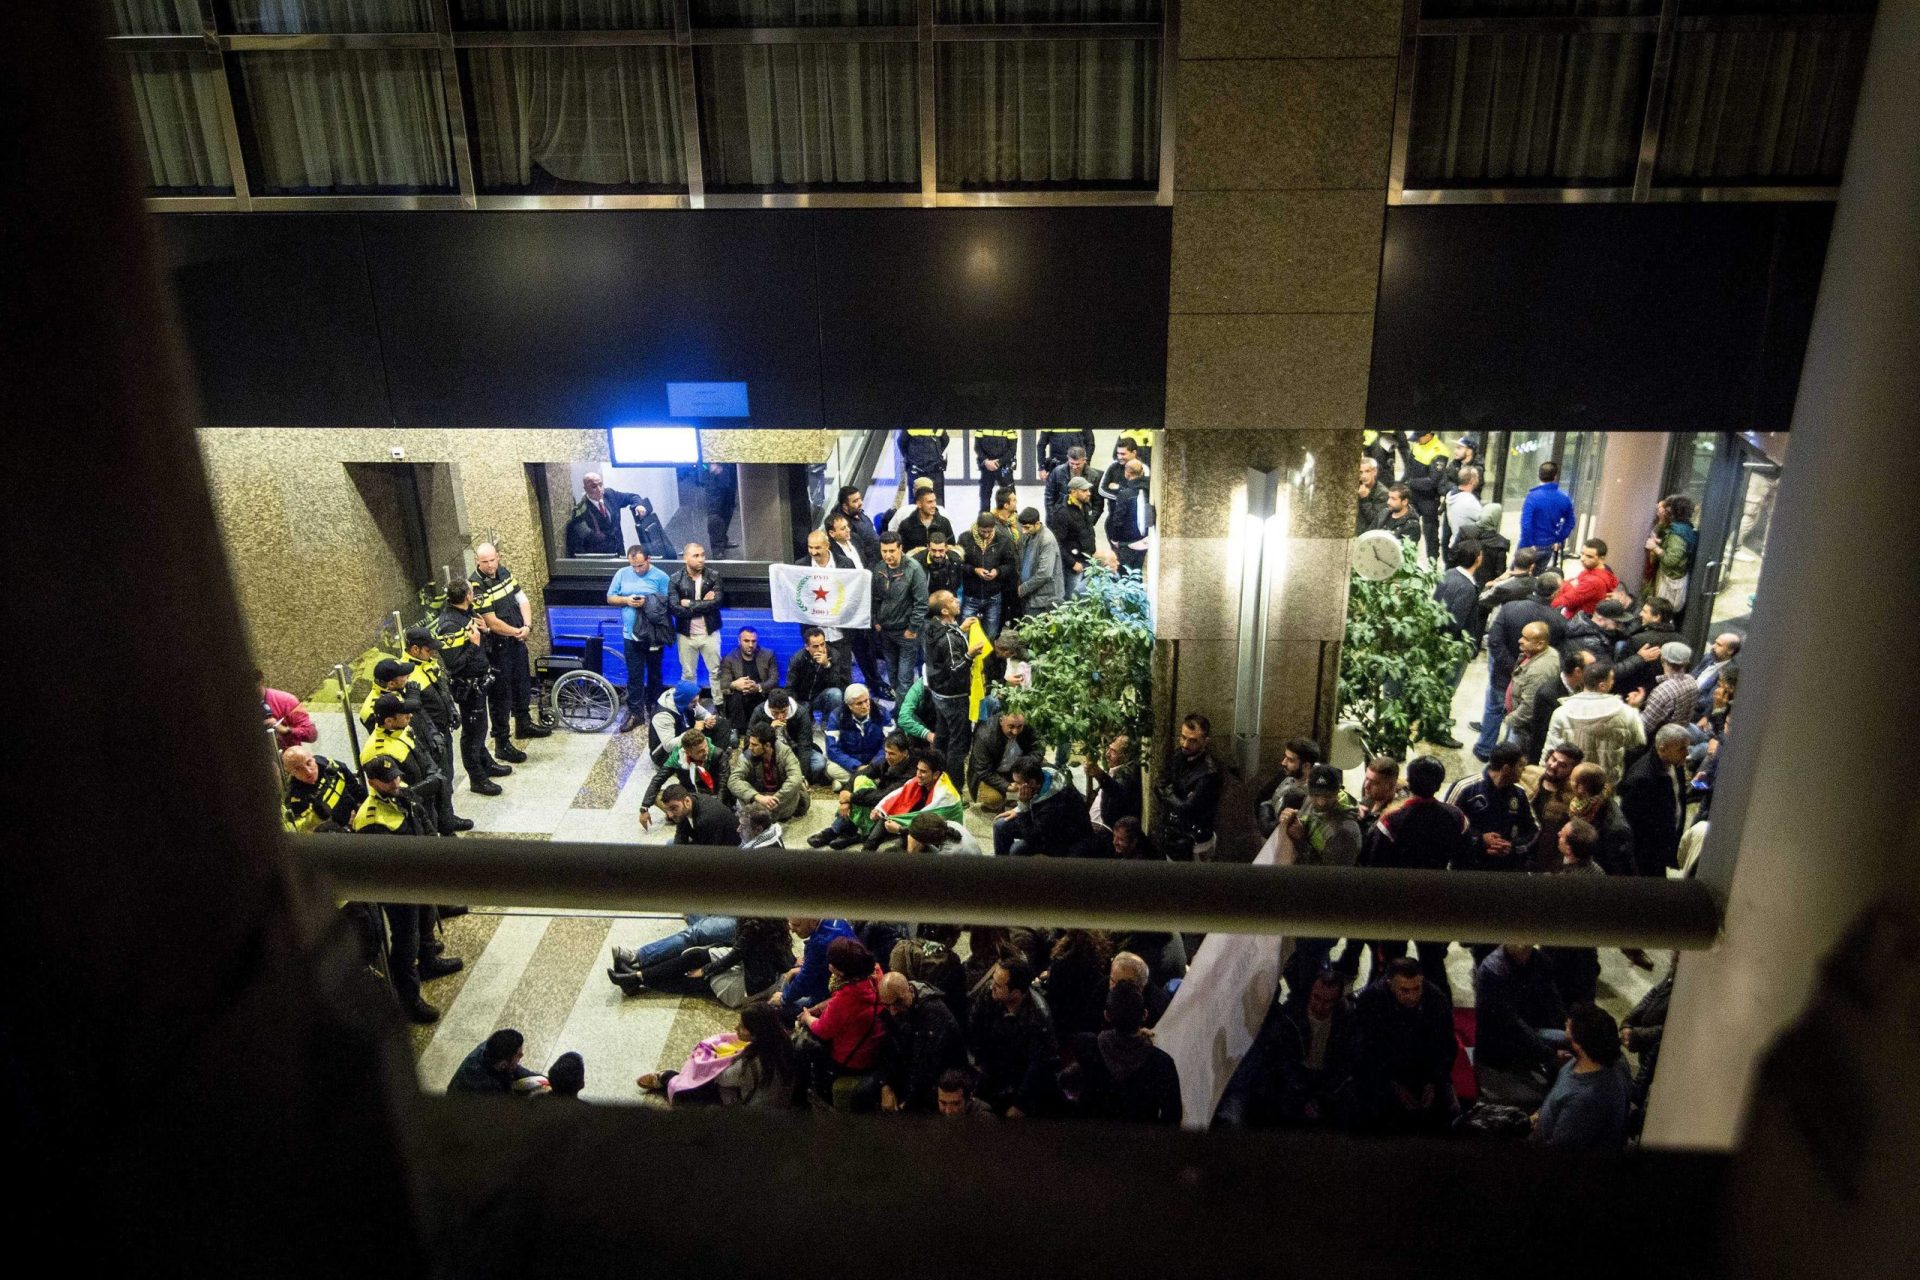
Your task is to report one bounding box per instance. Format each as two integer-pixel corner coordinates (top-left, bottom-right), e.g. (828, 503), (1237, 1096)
(833, 537), (863, 570)
(807, 555), (844, 640)
(685, 572), (708, 637)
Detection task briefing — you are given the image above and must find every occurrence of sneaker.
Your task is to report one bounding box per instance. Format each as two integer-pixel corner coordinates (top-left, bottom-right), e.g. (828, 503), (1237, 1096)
(407, 998), (441, 1025)
(494, 742), (528, 764)
(470, 778), (503, 797)
(419, 955), (464, 980)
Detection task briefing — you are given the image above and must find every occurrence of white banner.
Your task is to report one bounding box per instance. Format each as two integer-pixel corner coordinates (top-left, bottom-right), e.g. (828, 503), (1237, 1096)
(768, 564), (872, 629)
(1152, 825), (1292, 1129)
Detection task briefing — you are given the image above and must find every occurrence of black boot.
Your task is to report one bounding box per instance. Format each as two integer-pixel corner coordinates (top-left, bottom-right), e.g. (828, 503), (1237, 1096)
(494, 740), (528, 764)
(470, 777), (503, 796)
(419, 955), (464, 980)
(484, 761), (514, 777)
(608, 968), (644, 995)
(407, 997), (441, 1024)
(516, 715), (552, 739)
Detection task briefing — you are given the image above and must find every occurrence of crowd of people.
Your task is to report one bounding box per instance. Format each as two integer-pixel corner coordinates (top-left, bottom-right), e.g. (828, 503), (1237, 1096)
(264, 431), (1726, 1143)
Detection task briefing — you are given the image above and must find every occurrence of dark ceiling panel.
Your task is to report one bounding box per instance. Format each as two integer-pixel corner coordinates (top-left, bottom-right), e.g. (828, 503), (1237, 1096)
(361, 211), (824, 430)
(816, 207), (1171, 431)
(1367, 203), (1832, 435)
(158, 214), (392, 427)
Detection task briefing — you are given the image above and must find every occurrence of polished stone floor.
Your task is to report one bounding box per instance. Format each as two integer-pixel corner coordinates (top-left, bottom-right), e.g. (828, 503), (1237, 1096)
(305, 651), (1659, 1110)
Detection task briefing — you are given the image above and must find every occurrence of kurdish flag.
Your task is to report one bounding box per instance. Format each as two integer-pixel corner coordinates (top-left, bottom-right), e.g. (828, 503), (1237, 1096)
(862, 771), (965, 833)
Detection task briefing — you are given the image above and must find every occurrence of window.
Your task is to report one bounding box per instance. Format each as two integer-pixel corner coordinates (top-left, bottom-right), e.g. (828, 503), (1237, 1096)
(232, 49), (455, 193)
(125, 53), (236, 194)
(465, 46), (686, 192)
(1656, 26), (1868, 183)
(695, 42), (919, 191)
(1407, 33), (1654, 187)
(225, 0), (436, 33)
(937, 38), (1160, 189)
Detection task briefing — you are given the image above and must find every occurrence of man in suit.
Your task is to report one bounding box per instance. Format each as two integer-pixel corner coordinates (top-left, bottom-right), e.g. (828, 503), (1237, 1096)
(1617, 723), (1691, 879)
(568, 472), (667, 557)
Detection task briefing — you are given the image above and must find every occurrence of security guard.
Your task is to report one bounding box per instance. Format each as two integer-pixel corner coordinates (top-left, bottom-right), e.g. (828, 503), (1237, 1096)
(404, 626), (481, 803)
(470, 542), (553, 762)
(362, 692), (471, 834)
(897, 427), (950, 504)
(974, 428), (1019, 515)
(281, 744), (366, 832)
(435, 578), (508, 788)
(1405, 428), (1452, 559)
(353, 756), (462, 1024)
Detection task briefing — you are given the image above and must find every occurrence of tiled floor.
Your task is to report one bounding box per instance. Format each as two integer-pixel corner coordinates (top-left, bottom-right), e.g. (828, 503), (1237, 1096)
(310, 639), (1659, 1111)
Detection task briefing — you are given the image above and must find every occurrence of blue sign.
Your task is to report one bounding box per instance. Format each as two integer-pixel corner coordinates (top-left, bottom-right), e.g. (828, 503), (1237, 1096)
(667, 381), (750, 418)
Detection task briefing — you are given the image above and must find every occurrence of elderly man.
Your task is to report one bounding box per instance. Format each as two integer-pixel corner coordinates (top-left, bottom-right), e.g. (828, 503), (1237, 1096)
(1618, 723), (1692, 880)
(281, 744), (365, 832)
(568, 472), (667, 557)
(1356, 455), (1388, 534)
(1013, 507), (1064, 617)
(825, 683), (890, 787)
(471, 541), (552, 749)
(727, 723), (808, 824)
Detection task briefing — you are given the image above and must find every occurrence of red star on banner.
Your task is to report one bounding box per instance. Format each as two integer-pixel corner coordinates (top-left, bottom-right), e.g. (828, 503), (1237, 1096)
(812, 586), (830, 601)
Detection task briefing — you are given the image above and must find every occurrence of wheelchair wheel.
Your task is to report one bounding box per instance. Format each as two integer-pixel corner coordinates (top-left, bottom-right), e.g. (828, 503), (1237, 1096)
(549, 669), (619, 733)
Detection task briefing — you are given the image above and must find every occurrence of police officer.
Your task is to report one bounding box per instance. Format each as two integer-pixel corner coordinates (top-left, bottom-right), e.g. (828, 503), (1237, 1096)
(435, 579), (511, 790)
(362, 692), (471, 834)
(898, 427), (950, 504)
(471, 542), (553, 761)
(353, 756), (462, 1024)
(1038, 428), (1094, 475)
(359, 656), (415, 729)
(281, 744), (366, 832)
(974, 428), (1018, 516)
(403, 626), (472, 806)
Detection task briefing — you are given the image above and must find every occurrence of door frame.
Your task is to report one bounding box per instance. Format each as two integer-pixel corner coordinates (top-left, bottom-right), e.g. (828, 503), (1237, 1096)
(1669, 432), (1781, 656)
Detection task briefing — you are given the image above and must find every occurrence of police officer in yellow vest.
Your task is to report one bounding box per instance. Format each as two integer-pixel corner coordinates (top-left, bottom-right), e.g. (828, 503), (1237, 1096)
(471, 542), (552, 763)
(281, 744), (365, 832)
(402, 626), (475, 804)
(974, 428), (1018, 515)
(435, 578), (512, 789)
(362, 692), (471, 834)
(353, 755), (464, 1024)
(359, 657), (415, 729)
(1405, 428), (1452, 560)
(898, 427), (950, 504)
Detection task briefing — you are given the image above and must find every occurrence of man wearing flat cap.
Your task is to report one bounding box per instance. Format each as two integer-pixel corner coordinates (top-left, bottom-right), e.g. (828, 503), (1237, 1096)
(1014, 506), (1064, 616)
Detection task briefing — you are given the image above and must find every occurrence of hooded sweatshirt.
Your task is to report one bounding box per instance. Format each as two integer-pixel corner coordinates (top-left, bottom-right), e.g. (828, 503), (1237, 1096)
(1543, 690), (1647, 786)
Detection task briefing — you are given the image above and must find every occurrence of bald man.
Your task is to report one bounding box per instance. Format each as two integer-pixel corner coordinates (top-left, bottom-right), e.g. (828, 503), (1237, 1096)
(568, 472), (663, 557)
(471, 542), (551, 751)
(868, 970), (965, 1114)
(1501, 620), (1562, 756)
(281, 744), (365, 832)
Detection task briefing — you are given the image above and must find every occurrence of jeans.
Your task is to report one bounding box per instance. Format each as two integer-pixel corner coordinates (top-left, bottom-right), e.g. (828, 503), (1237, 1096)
(993, 819), (1028, 858)
(878, 631), (918, 696)
(961, 587), (1002, 637)
(634, 914), (737, 971)
(1473, 662), (1507, 757)
(1064, 568), (1086, 598)
(930, 690), (973, 766)
(804, 687), (844, 725)
(675, 633), (722, 689)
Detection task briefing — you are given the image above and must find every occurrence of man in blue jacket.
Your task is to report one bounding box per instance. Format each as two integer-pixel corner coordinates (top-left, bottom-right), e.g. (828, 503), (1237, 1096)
(770, 917), (858, 1016)
(1519, 460), (1576, 563)
(825, 683), (891, 786)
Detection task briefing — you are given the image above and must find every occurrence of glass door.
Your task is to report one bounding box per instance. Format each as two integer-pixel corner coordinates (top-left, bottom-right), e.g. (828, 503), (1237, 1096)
(1682, 434), (1782, 653)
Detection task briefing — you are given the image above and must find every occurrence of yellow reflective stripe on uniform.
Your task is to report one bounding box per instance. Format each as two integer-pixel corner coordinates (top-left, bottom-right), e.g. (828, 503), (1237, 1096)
(434, 610), (473, 647)
(406, 660), (440, 691)
(976, 429), (1017, 438)
(1409, 435), (1449, 466)
(470, 568), (520, 611)
(360, 726), (416, 766)
(352, 792), (406, 832)
(1363, 429), (1379, 447)
(904, 428), (945, 437)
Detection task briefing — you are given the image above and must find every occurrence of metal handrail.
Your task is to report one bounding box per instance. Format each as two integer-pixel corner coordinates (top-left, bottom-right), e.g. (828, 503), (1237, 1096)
(306, 836), (1721, 949)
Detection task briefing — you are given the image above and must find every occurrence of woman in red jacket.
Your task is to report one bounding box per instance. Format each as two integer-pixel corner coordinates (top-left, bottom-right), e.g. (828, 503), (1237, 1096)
(798, 937), (886, 1103)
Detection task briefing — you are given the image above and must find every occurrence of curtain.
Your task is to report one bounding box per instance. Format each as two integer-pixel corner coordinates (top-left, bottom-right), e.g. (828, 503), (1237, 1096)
(125, 53), (234, 191)
(108, 0), (204, 33)
(469, 46), (685, 189)
(696, 43), (917, 188)
(938, 0), (1161, 19)
(936, 38), (1158, 188)
(1408, 32), (1651, 185)
(236, 50), (454, 192)
(228, 1), (436, 32)
(1656, 28), (1867, 183)
(455, 0), (670, 29)
(693, 0), (912, 24)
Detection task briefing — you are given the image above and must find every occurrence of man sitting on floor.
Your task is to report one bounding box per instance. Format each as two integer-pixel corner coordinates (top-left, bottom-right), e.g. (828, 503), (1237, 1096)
(727, 723), (808, 824)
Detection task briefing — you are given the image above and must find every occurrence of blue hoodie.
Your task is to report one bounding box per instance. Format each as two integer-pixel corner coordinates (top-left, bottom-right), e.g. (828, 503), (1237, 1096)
(781, 918), (857, 1008)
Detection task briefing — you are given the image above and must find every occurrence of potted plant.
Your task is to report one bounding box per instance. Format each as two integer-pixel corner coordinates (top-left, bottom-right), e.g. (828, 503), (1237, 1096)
(1338, 541), (1473, 761)
(1001, 565), (1155, 763)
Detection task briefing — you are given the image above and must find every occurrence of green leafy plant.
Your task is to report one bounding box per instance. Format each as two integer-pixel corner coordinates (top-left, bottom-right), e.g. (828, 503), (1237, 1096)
(1338, 540), (1473, 761)
(1002, 565), (1156, 758)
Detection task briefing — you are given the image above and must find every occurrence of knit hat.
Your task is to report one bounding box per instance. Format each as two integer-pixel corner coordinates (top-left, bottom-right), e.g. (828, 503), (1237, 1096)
(673, 679), (700, 710)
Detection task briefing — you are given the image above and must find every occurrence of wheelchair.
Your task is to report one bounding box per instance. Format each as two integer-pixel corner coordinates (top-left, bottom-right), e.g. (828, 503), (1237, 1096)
(534, 633), (621, 733)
